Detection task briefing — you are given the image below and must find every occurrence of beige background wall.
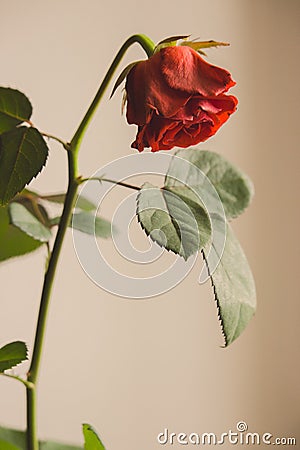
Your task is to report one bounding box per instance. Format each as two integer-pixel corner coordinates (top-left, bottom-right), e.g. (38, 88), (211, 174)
(1, 0), (299, 448)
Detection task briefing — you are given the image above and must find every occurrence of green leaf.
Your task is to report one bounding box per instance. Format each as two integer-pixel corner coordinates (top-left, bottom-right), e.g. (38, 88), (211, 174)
(181, 40), (229, 56)
(0, 426), (82, 450)
(0, 440), (20, 450)
(0, 428), (24, 449)
(0, 205), (43, 261)
(203, 223), (256, 346)
(83, 424), (105, 450)
(14, 197), (51, 228)
(0, 341), (28, 373)
(71, 212), (112, 238)
(0, 127), (49, 206)
(182, 39), (229, 50)
(0, 87), (32, 134)
(165, 148), (254, 220)
(137, 182), (211, 260)
(9, 202), (52, 242)
(110, 61), (142, 98)
(42, 193), (96, 211)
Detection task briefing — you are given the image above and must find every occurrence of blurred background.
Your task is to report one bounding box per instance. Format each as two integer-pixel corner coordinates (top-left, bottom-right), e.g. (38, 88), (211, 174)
(0, 0), (299, 448)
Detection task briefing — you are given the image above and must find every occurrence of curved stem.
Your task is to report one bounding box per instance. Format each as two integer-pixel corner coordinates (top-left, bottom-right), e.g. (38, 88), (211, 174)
(71, 34), (155, 150)
(25, 33), (155, 450)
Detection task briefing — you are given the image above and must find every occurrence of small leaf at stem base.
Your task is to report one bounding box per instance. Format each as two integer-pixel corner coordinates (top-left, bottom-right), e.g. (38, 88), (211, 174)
(83, 424), (106, 450)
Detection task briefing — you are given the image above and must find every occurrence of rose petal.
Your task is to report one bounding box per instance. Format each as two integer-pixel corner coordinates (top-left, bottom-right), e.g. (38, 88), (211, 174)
(161, 46), (236, 97)
(126, 45), (238, 152)
(126, 53), (190, 125)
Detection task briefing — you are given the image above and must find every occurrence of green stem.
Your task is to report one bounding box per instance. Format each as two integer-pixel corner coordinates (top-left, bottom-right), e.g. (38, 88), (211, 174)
(40, 131), (70, 151)
(26, 151), (79, 450)
(0, 373), (34, 389)
(25, 33), (155, 450)
(71, 34), (155, 150)
(26, 387), (37, 450)
(81, 176), (141, 191)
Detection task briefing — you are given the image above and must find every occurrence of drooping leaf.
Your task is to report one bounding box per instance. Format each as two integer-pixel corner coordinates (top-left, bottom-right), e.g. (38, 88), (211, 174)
(0, 127), (49, 205)
(71, 212), (112, 238)
(9, 202), (52, 242)
(110, 61), (142, 98)
(0, 426), (82, 450)
(165, 148), (254, 220)
(14, 196), (51, 228)
(42, 193), (96, 211)
(83, 424), (105, 450)
(0, 87), (32, 134)
(0, 205), (43, 262)
(137, 182), (211, 260)
(203, 223), (256, 346)
(0, 341), (28, 373)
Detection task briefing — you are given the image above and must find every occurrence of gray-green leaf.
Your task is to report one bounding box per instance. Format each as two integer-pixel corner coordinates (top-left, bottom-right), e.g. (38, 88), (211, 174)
(83, 424), (106, 450)
(0, 87), (32, 134)
(43, 193), (96, 212)
(165, 148), (254, 220)
(203, 223), (256, 346)
(72, 212), (112, 238)
(0, 341), (28, 373)
(0, 127), (49, 206)
(9, 202), (52, 242)
(137, 182), (211, 260)
(0, 204), (43, 261)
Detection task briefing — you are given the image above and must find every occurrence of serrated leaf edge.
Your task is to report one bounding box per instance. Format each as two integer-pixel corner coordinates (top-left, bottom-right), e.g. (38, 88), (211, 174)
(201, 249), (227, 347)
(0, 87), (33, 124)
(0, 341), (29, 372)
(172, 148), (255, 221)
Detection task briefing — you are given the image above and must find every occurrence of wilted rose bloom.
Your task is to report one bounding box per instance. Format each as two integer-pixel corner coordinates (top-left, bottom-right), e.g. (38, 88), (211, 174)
(125, 45), (238, 152)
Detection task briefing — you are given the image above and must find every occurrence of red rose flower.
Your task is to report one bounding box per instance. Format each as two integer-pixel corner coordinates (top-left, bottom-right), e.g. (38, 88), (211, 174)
(125, 45), (238, 152)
